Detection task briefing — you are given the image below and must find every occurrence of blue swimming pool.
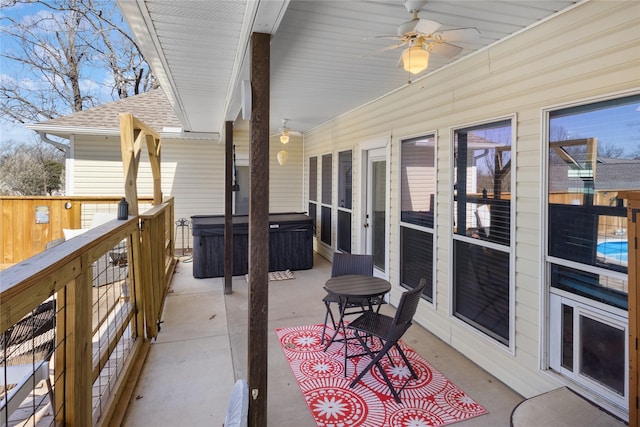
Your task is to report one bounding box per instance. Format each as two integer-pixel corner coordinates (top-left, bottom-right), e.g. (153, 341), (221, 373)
(597, 241), (628, 264)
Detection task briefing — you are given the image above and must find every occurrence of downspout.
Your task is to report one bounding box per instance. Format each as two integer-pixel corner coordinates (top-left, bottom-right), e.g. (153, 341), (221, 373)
(473, 148), (490, 164)
(38, 131), (70, 155)
(38, 131), (72, 195)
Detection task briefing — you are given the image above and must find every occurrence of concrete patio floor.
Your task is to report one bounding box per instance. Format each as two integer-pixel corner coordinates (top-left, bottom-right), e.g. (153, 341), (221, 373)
(122, 252), (527, 426)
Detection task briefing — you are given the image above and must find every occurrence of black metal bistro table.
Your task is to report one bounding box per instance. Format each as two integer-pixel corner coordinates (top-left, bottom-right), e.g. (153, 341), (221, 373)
(323, 274), (391, 375)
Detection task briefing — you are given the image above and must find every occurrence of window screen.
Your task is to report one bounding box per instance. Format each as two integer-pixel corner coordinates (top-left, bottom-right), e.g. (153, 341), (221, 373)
(547, 94), (639, 306)
(309, 157), (317, 202)
(337, 151), (352, 253)
(308, 156), (317, 236)
(454, 119), (512, 245)
(453, 119), (513, 345)
(453, 240), (510, 344)
(338, 151), (352, 209)
(400, 135), (435, 299)
(321, 154), (333, 246)
(400, 226), (433, 300)
(321, 154), (332, 205)
(548, 94), (639, 276)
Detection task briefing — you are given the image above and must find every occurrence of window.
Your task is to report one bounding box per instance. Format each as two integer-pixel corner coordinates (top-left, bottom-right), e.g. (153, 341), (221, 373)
(400, 135), (435, 300)
(308, 157), (317, 236)
(337, 150), (352, 253)
(547, 94), (639, 309)
(452, 119), (513, 345)
(546, 94), (639, 408)
(321, 154), (333, 246)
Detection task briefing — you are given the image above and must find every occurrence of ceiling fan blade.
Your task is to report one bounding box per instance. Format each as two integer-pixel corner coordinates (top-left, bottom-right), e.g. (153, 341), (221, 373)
(428, 42), (463, 58)
(277, 126), (303, 137)
(415, 19), (441, 35)
(361, 40), (408, 58)
(379, 40), (408, 52)
(365, 35), (403, 40)
(436, 27), (480, 42)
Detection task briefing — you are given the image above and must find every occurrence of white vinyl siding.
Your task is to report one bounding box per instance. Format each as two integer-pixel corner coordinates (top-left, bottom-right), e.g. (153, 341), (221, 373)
(302, 0), (639, 404)
(71, 132), (304, 248)
(72, 135), (220, 215)
(269, 134), (305, 213)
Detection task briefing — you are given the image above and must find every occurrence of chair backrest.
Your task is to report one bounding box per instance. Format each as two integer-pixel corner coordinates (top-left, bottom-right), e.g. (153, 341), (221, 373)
(390, 278), (426, 334)
(2, 300), (56, 365)
(331, 253), (374, 277)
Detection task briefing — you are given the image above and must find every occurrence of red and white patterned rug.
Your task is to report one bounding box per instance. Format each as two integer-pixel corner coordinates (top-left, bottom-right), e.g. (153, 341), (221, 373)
(276, 324), (487, 426)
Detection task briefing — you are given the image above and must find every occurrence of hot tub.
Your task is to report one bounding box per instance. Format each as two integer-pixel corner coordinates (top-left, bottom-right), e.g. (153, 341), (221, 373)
(191, 213), (314, 278)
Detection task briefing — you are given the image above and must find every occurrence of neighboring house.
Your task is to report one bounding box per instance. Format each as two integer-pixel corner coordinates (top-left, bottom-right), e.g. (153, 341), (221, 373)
(27, 88), (305, 248)
(550, 157), (640, 194)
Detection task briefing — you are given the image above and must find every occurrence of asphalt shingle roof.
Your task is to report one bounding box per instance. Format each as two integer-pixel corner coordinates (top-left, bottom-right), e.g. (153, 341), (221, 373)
(36, 88), (182, 133)
(549, 161), (640, 192)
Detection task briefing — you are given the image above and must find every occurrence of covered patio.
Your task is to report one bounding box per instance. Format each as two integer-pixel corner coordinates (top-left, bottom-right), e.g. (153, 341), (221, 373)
(120, 254), (622, 426)
(4, 0), (637, 425)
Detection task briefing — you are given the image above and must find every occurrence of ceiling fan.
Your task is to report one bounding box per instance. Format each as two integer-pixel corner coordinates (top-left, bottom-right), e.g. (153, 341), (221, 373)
(272, 119), (302, 166)
(375, 0), (480, 75)
(273, 119), (302, 145)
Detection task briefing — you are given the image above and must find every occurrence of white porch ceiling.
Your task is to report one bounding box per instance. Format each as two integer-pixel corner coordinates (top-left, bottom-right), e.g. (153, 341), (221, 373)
(117, 0), (579, 137)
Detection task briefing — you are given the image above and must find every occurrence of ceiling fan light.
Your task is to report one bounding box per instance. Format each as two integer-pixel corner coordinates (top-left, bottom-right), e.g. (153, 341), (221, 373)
(280, 133), (290, 144)
(277, 150), (288, 166)
(402, 45), (429, 74)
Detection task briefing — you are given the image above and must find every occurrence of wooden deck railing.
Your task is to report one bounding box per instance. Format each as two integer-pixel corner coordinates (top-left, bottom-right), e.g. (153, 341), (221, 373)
(139, 200), (176, 339)
(1, 198), (176, 426)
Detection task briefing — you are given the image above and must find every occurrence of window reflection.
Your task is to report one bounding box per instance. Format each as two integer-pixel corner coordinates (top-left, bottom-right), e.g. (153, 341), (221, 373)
(400, 136), (435, 299)
(454, 120), (512, 246)
(321, 154), (332, 246)
(337, 151), (352, 253)
(548, 94), (639, 279)
(401, 136), (435, 228)
(452, 120), (513, 345)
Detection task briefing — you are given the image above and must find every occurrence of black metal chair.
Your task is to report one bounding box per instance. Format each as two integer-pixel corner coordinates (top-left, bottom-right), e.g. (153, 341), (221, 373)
(347, 278), (425, 403)
(321, 253), (376, 344)
(1, 299), (56, 421)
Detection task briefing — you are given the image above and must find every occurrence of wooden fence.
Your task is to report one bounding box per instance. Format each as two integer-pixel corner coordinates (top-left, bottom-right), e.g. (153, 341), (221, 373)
(0, 196), (154, 268)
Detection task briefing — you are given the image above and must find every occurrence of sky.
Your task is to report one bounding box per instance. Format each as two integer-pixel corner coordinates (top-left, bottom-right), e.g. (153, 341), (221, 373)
(0, 2), (35, 145)
(1, 1), (128, 147)
(550, 99), (640, 158)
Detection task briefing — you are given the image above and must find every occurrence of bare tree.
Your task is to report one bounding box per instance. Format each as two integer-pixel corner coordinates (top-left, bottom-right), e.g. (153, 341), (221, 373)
(0, 0), (155, 126)
(0, 139), (65, 195)
(598, 142), (625, 159)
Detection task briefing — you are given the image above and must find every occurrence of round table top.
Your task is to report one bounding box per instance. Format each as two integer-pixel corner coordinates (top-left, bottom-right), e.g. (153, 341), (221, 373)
(324, 274), (391, 298)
